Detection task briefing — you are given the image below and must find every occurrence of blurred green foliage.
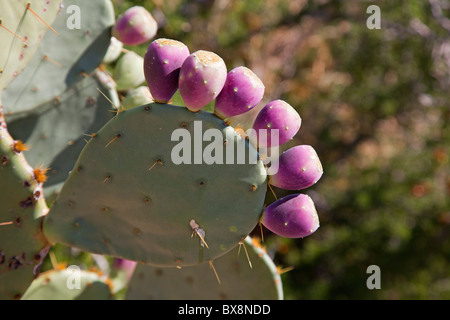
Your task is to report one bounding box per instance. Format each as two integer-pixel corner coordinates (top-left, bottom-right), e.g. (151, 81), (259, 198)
(47, 0), (449, 299)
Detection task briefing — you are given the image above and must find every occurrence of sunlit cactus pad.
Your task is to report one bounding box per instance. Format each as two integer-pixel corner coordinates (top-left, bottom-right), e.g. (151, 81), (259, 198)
(2, 0), (115, 119)
(21, 268), (113, 300)
(43, 103), (268, 267)
(0, 0), (61, 93)
(126, 237), (283, 300)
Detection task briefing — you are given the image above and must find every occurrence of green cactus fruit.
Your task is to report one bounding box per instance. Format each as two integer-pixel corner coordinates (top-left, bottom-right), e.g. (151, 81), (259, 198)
(2, 0), (115, 120)
(103, 37), (123, 64)
(0, 106), (50, 300)
(43, 103), (268, 267)
(7, 70), (118, 198)
(126, 236), (283, 300)
(113, 51), (145, 92)
(122, 86), (153, 110)
(21, 267), (113, 300)
(0, 0), (61, 94)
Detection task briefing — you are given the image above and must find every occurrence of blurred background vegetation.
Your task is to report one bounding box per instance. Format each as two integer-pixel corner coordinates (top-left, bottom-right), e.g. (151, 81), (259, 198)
(50, 0), (450, 299)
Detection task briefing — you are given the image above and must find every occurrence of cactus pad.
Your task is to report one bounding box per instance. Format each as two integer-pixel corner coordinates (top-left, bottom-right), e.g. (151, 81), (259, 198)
(7, 70), (117, 198)
(43, 103), (268, 267)
(21, 268), (113, 300)
(0, 0), (61, 94)
(0, 107), (50, 300)
(126, 237), (283, 300)
(2, 0), (115, 119)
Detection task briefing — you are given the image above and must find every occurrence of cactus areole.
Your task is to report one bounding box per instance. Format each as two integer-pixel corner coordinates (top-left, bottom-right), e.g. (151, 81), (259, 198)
(43, 104), (268, 267)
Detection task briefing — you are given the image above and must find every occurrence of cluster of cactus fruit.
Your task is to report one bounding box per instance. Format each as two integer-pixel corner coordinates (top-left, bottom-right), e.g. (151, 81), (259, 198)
(0, 2), (322, 300)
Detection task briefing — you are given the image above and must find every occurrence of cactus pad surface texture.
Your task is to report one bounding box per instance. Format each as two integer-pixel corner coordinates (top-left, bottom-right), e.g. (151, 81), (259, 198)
(43, 103), (268, 267)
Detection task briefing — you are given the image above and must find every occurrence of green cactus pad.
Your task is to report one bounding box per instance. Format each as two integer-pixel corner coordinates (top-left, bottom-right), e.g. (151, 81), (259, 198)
(2, 0), (114, 120)
(126, 236), (283, 300)
(21, 268), (113, 300)
(0, 0), (61, 94)
(0, 107), (50, 300)
(7, 70), (117, 198)
(43, 103), (267, 267)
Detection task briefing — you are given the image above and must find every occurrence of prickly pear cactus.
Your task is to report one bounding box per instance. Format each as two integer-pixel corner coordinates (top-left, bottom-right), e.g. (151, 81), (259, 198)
(43, 103), (268, 267)
(0, 0), (61, 93)
(0, 107), (50, 300)
(126, 237), (283, 300)
(21, 268), (113, 300)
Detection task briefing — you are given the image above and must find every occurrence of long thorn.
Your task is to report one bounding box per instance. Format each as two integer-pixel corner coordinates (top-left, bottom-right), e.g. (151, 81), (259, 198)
(104, 134), (121, 149)
(43, 55), (62, 68)
(195, 230), (209, 249)
(0, 221), (14, 226)
(0, 20), (26, 43)
(277, 266), (294, 275)
(209, 261), (221, 285)
(26, 3), (59, 36)
(268, 182), (278, 200)
(83, 133), (97, 138)
(259, 219), (265, 243)
(97, 88), (123, 112)
(148, 159), (163, 171)
(238, 241), (252, 269)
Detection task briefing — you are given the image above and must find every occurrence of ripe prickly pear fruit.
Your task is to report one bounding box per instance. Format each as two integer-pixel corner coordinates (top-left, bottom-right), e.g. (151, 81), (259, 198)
(262, 194), (319, 238)
(252, 100), (301, 148)
(113, 51), (145, 91)
(214, 66), (265, 118)
(144, 38), (190, 103)
(112, 6), (158, 46)
(179, 50), (227, 112)
(270, 145), (323, 190)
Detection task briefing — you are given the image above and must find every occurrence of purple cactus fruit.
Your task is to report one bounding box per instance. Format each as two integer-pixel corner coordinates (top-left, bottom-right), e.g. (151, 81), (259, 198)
(144, 38), (190, 103)
(262, 193), (319, 238)
(270, 145), (323, 190)
(214, 66), (265, 118)
(112, 6), (158, 46)
(113, 258), (137, 282)
(252, 100), (301, 148)
(178, 50), (227, 112)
